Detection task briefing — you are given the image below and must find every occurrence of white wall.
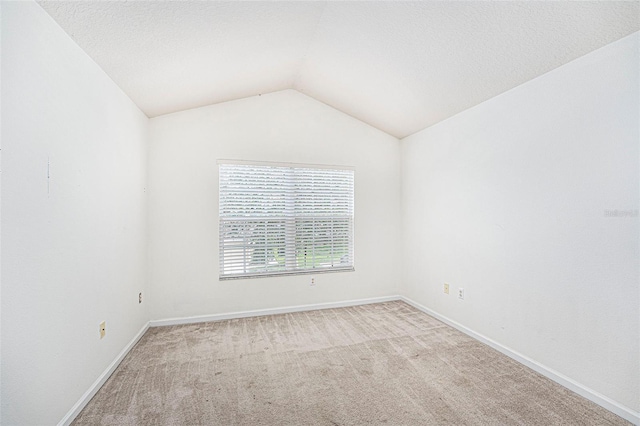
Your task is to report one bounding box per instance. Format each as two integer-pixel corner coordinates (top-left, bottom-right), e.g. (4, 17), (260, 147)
(148, 90), (401, 321)
(401, 32), (639, 415)
(1, 2), (149, 424)
(3, 1), (636, 422)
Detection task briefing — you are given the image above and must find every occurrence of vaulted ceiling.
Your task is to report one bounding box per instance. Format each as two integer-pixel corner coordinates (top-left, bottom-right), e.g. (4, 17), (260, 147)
(38, 1), (639, 138)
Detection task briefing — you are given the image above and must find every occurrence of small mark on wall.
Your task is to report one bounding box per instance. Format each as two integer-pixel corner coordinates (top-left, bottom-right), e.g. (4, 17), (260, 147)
(47, 156), (50, 195)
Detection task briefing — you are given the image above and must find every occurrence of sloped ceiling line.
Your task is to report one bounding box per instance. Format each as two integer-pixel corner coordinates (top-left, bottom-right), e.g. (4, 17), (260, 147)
(292, 1), (329, 91)
(38, 1), (640, 138)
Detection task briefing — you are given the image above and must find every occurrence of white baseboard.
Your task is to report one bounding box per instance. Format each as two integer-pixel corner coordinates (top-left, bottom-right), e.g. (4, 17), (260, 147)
(57, 322), (150, 426)
(399, 296), (640, 425)
(149, 295), (401, 327)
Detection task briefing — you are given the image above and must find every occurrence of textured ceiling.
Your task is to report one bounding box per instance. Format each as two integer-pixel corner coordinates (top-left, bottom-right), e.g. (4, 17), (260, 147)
(38, 1), (639, 138)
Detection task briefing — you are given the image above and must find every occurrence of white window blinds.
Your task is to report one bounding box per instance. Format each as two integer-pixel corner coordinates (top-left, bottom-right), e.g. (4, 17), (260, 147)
(219, 162), (354, 279)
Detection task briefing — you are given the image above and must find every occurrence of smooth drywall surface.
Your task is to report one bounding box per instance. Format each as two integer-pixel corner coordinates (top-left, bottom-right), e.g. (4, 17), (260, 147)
(0, 3), (3, 424)
(401, 32), (639, 413)
(1, 2), (148, 424)
(148, 90), (401, 321)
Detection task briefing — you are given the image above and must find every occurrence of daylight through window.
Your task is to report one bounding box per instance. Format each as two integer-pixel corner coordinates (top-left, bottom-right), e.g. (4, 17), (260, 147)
(219, 161), (355, 279)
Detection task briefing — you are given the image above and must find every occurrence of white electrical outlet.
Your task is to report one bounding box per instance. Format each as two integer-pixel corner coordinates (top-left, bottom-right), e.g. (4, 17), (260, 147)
(310, 277), (316, 286)
(139, 292), (143, 304)
(443, 283), (450, 294)
(458, 288), (464, 300)
(99, 321), (106, 339)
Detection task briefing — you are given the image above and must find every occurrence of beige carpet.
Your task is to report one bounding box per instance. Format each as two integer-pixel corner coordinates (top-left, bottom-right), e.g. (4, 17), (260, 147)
(73, 301), (629, 425)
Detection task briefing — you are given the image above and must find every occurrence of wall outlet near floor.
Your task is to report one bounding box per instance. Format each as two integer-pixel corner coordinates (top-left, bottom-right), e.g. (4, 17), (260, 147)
(139, 292), (143, 304)
(458, 288), (464, 300)
(99, 321), (106, 339)
(443, 283), (450, 294)
(310, 277), (316, 286)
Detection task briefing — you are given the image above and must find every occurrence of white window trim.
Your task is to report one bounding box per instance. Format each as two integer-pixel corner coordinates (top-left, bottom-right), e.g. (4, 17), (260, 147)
(218, 160), (355, 280)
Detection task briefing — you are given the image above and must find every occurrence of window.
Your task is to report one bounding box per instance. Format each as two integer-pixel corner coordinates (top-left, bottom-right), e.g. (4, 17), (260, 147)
(219, 161), (354, 280)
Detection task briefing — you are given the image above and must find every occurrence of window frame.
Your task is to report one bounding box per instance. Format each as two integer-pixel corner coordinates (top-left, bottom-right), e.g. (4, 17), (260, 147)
(218, 159), (355, 280)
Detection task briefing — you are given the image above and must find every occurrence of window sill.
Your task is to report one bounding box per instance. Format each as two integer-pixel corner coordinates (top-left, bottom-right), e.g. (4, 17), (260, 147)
(219, 267), (355, 281)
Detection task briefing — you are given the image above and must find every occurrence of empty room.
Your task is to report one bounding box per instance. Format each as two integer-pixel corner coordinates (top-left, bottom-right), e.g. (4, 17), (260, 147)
(1, 1), (638, 425)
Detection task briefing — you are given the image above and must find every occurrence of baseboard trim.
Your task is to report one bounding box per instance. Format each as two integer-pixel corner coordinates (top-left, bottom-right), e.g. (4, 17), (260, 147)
(149, 295), (401, 327)
(57, 322), (150, 426)
(399, 296), (640, 425)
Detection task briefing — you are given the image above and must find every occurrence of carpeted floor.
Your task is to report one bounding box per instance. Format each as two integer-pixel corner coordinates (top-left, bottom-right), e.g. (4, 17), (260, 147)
(73, 301), (630, 425)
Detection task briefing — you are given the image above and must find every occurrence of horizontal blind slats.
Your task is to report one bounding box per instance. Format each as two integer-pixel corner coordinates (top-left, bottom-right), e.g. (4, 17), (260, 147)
(219, 163), (354, 279)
